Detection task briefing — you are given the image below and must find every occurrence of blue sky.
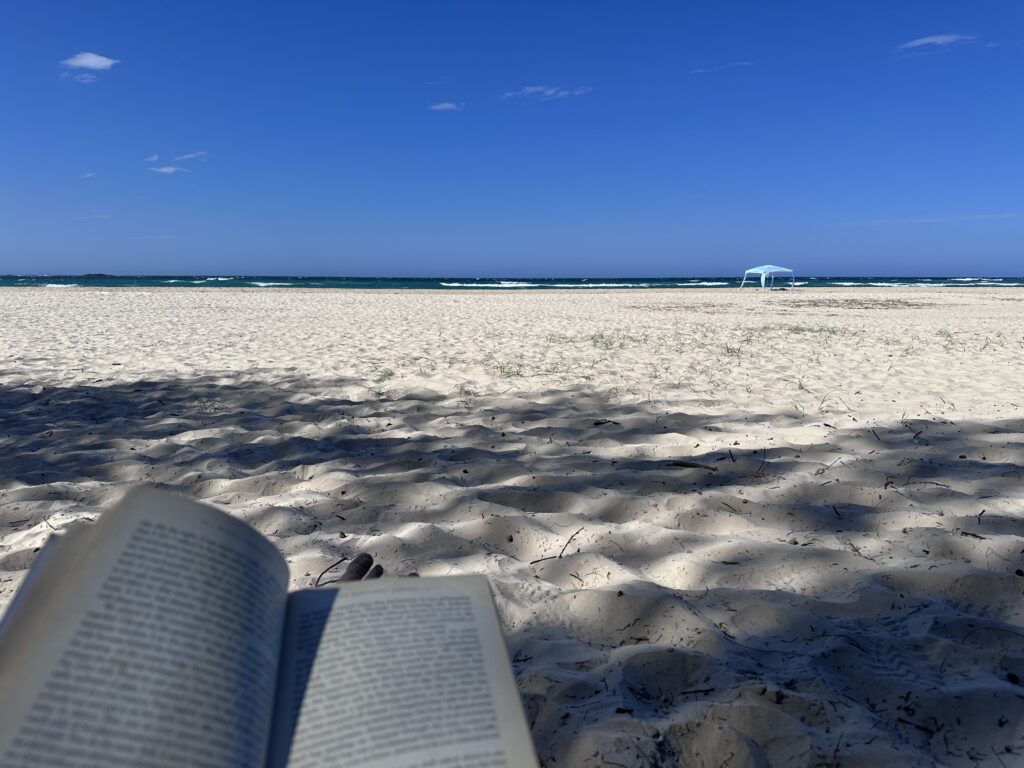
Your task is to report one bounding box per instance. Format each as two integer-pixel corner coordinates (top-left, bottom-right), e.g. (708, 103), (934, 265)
(1, 1), (1021, 277)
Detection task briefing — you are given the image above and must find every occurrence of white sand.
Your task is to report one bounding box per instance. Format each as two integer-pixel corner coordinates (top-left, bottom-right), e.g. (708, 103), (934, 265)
(2, 286), (1023, 765)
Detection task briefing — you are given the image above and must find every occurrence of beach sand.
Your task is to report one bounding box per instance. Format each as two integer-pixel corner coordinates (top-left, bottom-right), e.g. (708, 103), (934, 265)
(2, 286), (1022, 765)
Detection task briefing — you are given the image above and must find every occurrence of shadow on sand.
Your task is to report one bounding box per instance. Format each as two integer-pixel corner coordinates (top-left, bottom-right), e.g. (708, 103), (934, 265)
(1, 373), (1022, 766)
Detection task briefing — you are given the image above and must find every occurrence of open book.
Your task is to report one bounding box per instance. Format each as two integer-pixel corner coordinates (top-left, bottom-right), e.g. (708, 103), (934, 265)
(0, 488), (538, 768)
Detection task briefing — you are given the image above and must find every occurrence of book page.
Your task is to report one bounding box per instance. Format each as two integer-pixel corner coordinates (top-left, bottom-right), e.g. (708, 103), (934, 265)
(0, 519), (101, 642)
(0, 487), (290, 768)
(267, 576), (537, 768)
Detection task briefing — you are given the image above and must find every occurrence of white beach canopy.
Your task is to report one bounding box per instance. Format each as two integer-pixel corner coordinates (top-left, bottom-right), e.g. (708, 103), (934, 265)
(738, 264), (795, 290)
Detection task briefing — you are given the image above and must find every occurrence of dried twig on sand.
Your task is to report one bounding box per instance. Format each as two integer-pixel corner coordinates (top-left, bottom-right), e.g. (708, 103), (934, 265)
(530, 527), (586, 565)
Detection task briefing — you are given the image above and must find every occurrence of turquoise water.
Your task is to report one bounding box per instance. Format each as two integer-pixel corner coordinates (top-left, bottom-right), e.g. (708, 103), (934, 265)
(1, 275), (1021, 289)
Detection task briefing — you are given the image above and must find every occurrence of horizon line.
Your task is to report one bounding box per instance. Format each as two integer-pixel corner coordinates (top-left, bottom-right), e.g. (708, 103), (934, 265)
(3, 273), (1022, 280)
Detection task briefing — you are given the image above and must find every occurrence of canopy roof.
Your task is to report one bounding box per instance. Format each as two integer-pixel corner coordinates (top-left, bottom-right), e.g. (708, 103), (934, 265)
(743, 264), (793, 275)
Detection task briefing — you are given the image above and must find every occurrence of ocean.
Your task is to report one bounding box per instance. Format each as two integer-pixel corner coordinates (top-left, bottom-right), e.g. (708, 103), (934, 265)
(1, 275), (1021, 290)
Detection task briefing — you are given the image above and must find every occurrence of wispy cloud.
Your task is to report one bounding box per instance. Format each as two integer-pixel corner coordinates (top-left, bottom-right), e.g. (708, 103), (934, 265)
(71, 212), (111, 220)
(174, 150), (208, 161)
(428, 102), (464, 112)
(81, 172), (95, 179)
(690, 61), (753, 75)
(144, 154), (159, 163)
(898, 33), (975, 50)
(148, 166), (187, 175)
(129, 234), (174, 240)
(502, 85), (593, 101)
(62, 52), (119, 70)
(60, 52), (118, 83)
(845, 212), (1019, 226)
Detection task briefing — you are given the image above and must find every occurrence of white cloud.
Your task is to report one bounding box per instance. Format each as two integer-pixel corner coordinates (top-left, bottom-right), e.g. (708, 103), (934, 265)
(174, 150), (208, 161)
(62, 52), (120, 70)
(502, 85), (593, 101)
(428, 102), (464, 111)
(898, 34), (975, 49)
(148, 166), (187, 175)
(845, 212), (1019, 226)
(81, 172), (95, 178)
(144, 154), (159, 162)
(906, 212), (1019, 224)
(73, 73), (98, 84)
(690, 61), (753, 75)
